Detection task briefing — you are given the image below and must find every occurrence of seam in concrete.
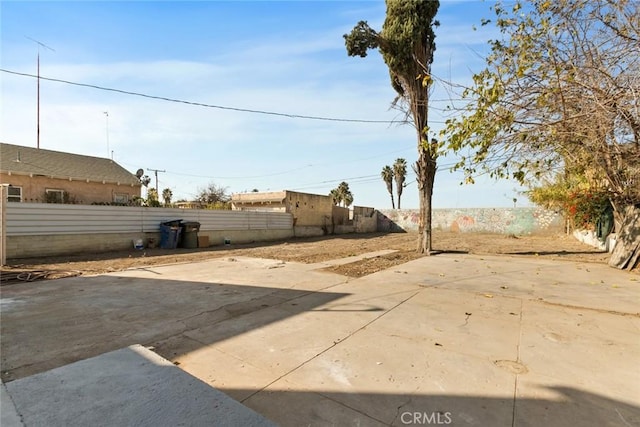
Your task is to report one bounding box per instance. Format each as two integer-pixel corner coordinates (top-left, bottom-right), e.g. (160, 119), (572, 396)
(511, 299), (524, 427)
(316, 390), (392, 425)
(615, 407), (635, 427)
(530, 299), (640, 317)
(240, 290), (422, 405)
(1, 381), (24, 426)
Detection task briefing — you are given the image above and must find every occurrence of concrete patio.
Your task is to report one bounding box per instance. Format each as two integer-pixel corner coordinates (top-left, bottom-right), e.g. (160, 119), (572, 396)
(1, 252), (638, 426)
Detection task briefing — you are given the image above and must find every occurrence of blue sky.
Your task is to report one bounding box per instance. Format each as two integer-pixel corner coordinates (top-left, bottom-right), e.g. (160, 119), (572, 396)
(1, 0), (529, 209)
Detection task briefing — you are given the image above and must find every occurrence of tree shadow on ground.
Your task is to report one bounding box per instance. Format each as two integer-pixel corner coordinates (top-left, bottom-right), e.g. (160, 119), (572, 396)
(0, 274), (348, 382)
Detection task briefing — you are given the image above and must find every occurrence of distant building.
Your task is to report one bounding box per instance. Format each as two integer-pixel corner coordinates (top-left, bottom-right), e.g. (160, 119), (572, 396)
(0, 143), (142, 204)
(232, 190), (334, 236)
(232, 190), (377, 236)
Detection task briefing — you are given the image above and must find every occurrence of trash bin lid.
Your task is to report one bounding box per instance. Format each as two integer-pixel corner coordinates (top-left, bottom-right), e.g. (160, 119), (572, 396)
(181, 221), (201, 231)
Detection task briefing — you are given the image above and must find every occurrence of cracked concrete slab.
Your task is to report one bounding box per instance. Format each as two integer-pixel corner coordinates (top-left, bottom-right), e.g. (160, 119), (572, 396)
(4, 345), (274, 427)
(1, 252), (639, 426)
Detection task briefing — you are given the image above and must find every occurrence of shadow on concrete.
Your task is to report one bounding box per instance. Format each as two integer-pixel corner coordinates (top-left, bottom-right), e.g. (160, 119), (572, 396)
(0, 275), (348, 382)
(232, 386), (640, 426)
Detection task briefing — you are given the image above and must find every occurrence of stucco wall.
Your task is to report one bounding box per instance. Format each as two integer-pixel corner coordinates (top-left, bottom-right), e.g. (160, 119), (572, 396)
(378, 207), (563, 235)
(332, 206), (350, 225)
(285, 191), (333, 228)
(1, 173), (140, 204)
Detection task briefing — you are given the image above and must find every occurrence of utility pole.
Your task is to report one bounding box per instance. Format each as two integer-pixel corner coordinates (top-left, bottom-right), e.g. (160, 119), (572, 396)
(147, 168), (166, 194)
(26, 37), (55, 149)
(104, 111), (110, 158)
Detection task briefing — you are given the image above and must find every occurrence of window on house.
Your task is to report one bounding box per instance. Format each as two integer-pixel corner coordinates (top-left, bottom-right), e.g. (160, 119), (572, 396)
(45, 189), (64, 203)
(113, 193), (129, 204)
(7, 186), (22, 202)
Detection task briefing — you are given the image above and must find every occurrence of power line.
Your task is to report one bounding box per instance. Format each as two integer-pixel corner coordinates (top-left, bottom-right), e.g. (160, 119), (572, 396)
(1, 68), (450, 124)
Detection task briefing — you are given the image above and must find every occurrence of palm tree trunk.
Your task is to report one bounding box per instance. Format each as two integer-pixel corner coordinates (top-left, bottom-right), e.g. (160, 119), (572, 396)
(390, 194), (395, 209)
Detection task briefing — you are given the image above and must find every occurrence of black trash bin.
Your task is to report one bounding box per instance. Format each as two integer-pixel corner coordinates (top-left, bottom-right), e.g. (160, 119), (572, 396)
(160, 220), (182, 249)
(180, 221), (201, 249)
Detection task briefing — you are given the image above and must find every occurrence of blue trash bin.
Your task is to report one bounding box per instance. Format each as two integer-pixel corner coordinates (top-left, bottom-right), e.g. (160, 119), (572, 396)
(160, 220), (182, 249)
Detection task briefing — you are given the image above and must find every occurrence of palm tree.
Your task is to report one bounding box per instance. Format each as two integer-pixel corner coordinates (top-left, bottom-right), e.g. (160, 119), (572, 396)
(330, 182), (354, 207)
(393, 158), (407, 209)
(381, 165), (395, 209)
(162, 188), (173, 207)
(146, 188), (160, 207)
(329, 188), (341, 205)
(343, 192), (354, 208)
(337, 182), (353, 207)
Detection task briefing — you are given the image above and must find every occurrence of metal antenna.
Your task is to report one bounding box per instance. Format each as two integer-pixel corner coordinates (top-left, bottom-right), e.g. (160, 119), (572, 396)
(25, 36), (55, 149)
(104, 111), (110, 158)
(147, 168), (166, 194)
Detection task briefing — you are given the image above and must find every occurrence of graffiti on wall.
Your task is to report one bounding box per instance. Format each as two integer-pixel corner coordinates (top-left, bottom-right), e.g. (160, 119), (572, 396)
(377, 207), (563, 235)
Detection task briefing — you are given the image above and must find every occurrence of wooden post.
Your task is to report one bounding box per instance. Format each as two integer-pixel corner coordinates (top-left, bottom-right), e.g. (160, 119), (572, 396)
(0, 184), (7, 266)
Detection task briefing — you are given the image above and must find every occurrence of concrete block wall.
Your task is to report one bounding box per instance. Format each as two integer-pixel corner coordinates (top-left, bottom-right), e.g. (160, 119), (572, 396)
(354, 216), (377, 233)
(200, 229), (293, 247)
(286, 191), (333, 227)
(7, 233), (153, 258)
(378, 207), (564, 235)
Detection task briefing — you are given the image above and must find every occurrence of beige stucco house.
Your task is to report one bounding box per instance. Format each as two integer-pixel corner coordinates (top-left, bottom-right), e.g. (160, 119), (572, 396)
(0, 143), (142, 204)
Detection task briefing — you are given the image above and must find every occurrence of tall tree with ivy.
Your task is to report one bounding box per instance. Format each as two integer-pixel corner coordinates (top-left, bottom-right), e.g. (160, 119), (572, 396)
(345, 0), (440, 254)
(443, 0), (639, 269)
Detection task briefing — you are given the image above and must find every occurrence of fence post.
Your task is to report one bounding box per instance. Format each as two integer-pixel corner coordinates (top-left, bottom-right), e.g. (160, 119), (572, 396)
(0, 184), (8, 266)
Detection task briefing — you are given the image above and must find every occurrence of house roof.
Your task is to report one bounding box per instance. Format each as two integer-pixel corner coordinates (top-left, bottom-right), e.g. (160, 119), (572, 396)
(231, 191), (287, 204)
(0, 143), (141, 186)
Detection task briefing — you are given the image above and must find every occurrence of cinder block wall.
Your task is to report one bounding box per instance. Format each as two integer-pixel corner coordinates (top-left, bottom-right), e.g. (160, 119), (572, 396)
(377, 207), (563, 235)
(285, 191), (333, 227)
(7, 233), (154, 258)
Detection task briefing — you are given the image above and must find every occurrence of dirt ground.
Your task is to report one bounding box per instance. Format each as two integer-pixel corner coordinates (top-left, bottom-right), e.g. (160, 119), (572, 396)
(1, 231), (616, 283)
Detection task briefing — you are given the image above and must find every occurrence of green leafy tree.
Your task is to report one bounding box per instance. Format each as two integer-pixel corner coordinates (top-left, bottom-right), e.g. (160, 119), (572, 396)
(442, 0), (639, 267)
(381, 165), (395, 209)
(162, 188), (173, 207)
(393, 158), (407, 209)
(196, 182), (230, 205)
(345, 0), (441, 254)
